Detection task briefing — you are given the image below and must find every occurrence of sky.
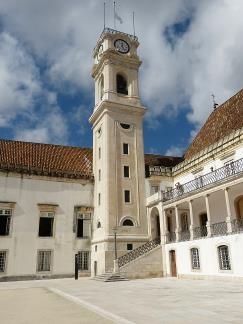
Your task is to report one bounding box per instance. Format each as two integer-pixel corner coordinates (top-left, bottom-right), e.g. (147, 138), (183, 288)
(0, 0), (243, 157)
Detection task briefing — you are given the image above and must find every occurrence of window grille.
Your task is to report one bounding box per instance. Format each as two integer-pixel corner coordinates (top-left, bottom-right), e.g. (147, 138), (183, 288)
(77, 251), (89, 270)
(0, 251), (7, 272)
(218, 245), (231, 270)
(0, 209), (12, 236)
(191, 248), (200, 269)
(37, 250), (52, 272)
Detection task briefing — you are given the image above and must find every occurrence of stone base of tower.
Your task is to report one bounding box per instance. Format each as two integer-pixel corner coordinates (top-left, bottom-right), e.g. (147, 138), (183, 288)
(90, 240), (149, 277)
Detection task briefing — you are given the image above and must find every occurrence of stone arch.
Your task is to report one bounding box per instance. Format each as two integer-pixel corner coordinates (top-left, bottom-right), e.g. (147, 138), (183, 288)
(116, 73), (128, 95)
(150, 206), (160, 240)
(119, 216), (136, 227)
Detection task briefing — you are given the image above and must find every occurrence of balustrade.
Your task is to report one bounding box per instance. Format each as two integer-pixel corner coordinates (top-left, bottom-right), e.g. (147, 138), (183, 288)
(162, 158), (243, 203)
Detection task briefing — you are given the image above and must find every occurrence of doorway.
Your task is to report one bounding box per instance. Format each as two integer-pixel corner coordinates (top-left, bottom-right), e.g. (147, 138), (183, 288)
(156, 215), (160, 238)
(94, 261), (97, 276)
(150, 207), (160, 240)
(200, 213), (208, 236)
(170, 250), (177, 277)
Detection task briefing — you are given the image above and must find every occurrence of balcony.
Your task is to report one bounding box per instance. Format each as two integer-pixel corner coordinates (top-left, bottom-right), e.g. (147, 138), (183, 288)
(162, 158), (243, 204)
(166, 218), (243, 244)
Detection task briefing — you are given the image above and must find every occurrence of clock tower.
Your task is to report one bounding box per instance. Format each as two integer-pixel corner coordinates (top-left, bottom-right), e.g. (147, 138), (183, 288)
(89, 28), (149, 276)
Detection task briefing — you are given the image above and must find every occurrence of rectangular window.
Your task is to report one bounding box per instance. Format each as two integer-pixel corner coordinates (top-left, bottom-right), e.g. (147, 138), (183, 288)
(0, 209), (12, 236)
(124, 190), (131, 203)
(127, 244), (133, 251)
(76, 213), (91, 238)
(124, 166), (130, 178)
(0, 251), (7, 272)
(77, 251), (89, 270)
(123, 143), (129, 155)
(191, 248), (200, 269)
(218, 245), (231, 270)
(98, 193), (101, 205)
(98, 147), (101, 159)
(98, 169), (101, 181)
(38, 212), (54, 237)
(37, 250), (52, 272)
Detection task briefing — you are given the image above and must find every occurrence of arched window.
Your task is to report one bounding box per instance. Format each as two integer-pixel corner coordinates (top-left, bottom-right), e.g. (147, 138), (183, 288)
(97, 221), (101, 229)
(190, 248), (200, 269)
(117, 74), (128, 95)
(122, 219), (134, 226)
(218, 245), (231, 270)
(100, 75), (104, 100)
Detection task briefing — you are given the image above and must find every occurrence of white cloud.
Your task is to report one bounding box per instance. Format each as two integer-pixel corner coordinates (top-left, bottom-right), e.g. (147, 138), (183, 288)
(165, 145), (185, 157)
(0, 0), (242, 144)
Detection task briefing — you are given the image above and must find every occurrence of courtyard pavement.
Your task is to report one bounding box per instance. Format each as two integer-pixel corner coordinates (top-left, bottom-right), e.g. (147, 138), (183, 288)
(0, 277), (243, 323)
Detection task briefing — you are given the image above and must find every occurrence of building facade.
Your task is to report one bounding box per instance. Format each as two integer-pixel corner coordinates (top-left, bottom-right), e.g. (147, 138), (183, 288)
(0, 28), (242, 281)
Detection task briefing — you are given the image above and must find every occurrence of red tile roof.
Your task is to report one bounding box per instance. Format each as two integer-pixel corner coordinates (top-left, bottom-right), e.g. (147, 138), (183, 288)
(185, 88), (243, 160)
(0, 140), (93, 180)
(0, 139), (181, 179)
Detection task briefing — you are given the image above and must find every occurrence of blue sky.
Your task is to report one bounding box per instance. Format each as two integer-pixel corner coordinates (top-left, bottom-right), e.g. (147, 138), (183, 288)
(0, 0), (242, 156)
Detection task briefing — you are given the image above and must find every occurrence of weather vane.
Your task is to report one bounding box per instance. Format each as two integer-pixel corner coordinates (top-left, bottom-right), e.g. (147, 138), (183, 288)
(211, 94), (218, 109)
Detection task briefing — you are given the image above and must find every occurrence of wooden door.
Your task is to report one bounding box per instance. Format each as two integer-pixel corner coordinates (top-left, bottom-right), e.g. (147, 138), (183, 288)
(170, 250), (177, 277)
(94, 261), (97, 276)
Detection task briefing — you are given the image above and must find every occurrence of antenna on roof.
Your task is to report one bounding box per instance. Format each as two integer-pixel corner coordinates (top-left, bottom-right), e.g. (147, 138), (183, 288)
(211, 94), (218, 109)
(103, 2), (106, 29)
(132, 11), (136, 36)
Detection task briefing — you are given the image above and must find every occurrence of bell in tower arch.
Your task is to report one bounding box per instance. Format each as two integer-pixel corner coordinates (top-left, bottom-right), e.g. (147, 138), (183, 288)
(116, 74), (128, 95)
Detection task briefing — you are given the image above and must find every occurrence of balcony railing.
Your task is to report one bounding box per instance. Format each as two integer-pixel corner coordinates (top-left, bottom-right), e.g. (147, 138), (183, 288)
(166, 219), (243, 243)
(162, 158), (243, 203)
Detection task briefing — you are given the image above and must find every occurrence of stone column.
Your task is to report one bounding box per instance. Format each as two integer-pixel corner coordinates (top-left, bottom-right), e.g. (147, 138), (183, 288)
(205, 194), (212, 237)
(189, 200), (194, 240)
(175, 205), (181, 242)
(224, 187), (233, 233)
(161, 207), (168, 244)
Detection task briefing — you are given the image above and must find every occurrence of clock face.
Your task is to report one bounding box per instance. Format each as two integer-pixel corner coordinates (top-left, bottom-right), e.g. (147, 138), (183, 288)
(114, 39), (130, 54)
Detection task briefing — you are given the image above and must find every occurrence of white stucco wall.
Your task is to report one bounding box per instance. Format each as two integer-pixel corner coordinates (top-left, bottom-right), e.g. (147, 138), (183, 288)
(0, 173), (93, 279)
(165, 234), (243, 278)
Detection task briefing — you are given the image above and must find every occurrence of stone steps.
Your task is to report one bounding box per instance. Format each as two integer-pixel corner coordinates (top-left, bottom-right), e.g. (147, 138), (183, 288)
(92, 272), (128, 282)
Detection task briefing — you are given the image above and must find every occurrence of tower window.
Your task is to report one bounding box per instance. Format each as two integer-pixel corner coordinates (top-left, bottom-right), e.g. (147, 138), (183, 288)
(98, 193), (101, 205)
(124, 166), (130, 178)
(127, 243), (133, 250)
(117, 74), (128, 95)
(124, 190), (131, 203)
(122, 219), (134, 226)
(98, 169), (101, 181)
(98, 147), (101, 159)
(100, 75), (104, 100)
(120, 123), (130, 129)
(123, 143), (129, 154)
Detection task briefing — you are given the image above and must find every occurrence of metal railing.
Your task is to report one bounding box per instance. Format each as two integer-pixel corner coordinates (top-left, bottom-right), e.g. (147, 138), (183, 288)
(117, 238), (160, 268)
(193, 225), (208, 239)
(211, 221), (228, 236)
(149, 166), (172, 177)
(162, 158), (243, 203)
(231, 218), (243, 233)
(165, 219), (243, 244)
(180, 230), (190, 241)
(167, 231), (176, 243)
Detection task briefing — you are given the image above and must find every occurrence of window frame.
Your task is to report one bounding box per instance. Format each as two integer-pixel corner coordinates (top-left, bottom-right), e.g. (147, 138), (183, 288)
(124, 190), (131, 204)
(123, 143), (129, 155)
(37, 250), (52, 273)
(0, 209), (12, 237)
(76, 213), (91, 239)
(38, 211), (55, 238)
(190, 247), (200, 270)
(77, 251), (90, 271)
(218, 245), (231, 271)
(0, 250), (8, 273)
(123, 165), (130, 178)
